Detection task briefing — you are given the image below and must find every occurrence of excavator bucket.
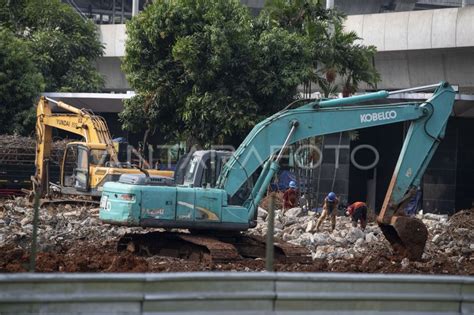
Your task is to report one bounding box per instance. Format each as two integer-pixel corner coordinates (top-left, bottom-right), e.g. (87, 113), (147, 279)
(378, 216), (428, 260)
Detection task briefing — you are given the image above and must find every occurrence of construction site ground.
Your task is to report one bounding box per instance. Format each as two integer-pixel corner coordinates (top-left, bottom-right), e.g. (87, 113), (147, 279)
(0, 196), (472, 274)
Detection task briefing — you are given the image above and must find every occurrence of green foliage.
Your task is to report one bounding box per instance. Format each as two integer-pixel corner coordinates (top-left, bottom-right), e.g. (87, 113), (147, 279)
(263, 0), (379, 97)
(0, 0), (104, 92)
(0, 0), (104, 135)
(0, 27), (43, 134)
(122, 0), (312, 146)
(122, 0), (380, 146)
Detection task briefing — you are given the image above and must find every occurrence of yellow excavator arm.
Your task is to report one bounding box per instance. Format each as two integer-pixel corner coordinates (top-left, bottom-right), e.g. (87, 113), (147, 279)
(34, 96), (146, 196)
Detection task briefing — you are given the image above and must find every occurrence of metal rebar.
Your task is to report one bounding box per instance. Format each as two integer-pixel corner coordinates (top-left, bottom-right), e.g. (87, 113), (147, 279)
(265, 193), (275, 272)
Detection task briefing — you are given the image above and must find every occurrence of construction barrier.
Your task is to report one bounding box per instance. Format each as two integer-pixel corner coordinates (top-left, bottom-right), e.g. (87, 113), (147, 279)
(0, 272), (473, 314)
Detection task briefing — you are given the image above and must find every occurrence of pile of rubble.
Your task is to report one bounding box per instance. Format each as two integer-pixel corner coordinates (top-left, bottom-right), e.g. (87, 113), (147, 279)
(0, 197), (147, 252)
(0, 196), (472, 274)
(252, 206), (474, 272)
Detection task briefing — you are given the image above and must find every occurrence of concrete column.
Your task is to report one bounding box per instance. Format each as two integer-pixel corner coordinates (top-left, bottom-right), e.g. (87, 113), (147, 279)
(132, 0), (139, 16)
(327, 0), (335, 35)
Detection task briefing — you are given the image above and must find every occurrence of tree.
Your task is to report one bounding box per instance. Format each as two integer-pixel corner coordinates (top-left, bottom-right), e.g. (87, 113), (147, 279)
(263, 0), (379, 97)
(0, 0), (104, 92)
(0, 0), (104, 135)
(0, 27), (43, 134)
(122, 0), (312, 147)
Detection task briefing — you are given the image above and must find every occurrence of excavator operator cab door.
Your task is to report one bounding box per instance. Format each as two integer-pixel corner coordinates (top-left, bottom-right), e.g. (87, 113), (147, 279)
(182, 150), (233, 188)
(61, 143), (90, 192)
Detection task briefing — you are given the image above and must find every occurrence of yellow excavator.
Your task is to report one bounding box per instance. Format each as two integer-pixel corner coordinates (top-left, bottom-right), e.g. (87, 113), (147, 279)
(34, 96), (173, 197)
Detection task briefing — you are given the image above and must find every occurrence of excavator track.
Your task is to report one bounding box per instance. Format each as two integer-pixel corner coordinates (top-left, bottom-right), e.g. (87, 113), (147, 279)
(178, 234), (241, 262)
(117, 231), (311, 264)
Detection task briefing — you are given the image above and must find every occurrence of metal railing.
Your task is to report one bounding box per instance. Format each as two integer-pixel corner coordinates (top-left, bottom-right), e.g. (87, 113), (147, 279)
(0, 272), (472, 314)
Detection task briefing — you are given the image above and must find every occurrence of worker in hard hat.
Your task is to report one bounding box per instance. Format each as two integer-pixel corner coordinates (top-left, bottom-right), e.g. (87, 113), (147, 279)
(282, 180), (298, 213)
(316, 192), (339, 232)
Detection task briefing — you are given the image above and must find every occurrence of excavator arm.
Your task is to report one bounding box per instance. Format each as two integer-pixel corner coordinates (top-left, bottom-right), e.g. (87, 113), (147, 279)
(218, 82), (455, 259)
(34, 96), (119, 195)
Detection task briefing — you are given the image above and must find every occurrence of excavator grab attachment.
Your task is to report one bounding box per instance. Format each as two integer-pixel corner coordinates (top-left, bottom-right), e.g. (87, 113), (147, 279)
(377, 190), (429, 260)
(379, 216), (428, 260)
(375, 82), (456, 260)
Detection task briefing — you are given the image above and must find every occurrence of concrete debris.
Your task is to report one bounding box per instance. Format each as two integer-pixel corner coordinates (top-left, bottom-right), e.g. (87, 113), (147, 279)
(401, 257), (410, 269)
(253, 206), (473, 272)
(365, 232), (378, 243)
(346, 227), (365, 244)
(0, 196), (148, 253)
(422, 213), (449, 223)
(305, 220), (314, 233)
(284, 207), (303, 218)
(432, 234), (442, 244)
(0, 197), (472, 274)
(257, 207), (268, 220)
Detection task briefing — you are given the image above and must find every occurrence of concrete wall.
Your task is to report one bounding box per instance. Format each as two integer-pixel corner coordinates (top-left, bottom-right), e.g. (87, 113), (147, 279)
(97, 25), (129, 91)
(96, 56), (130, 91)
(99, 24), (127, 57)
(372, 48), (474, 92)
(101, 7), (474, 57)
(343, 7), (474, 92)
(344, 7), (474, 51)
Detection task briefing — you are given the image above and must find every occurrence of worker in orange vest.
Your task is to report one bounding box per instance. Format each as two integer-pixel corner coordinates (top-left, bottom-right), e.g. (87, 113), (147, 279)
(346, 201), (368, 230)
(282, 180), (298, 213)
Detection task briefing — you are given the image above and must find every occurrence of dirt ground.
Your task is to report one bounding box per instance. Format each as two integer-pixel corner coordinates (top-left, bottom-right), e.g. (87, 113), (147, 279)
(0, 196), (472, 274)
(2, 241), (472, 274)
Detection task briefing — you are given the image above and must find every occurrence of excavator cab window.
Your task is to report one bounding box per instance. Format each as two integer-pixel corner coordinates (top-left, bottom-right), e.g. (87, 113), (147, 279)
(183, 155), (200, 185)
(62, 145), (77, 187)
(201, 153), (217, 188)
(74, 145), (90, 191)
(90, 149), (109, 166)
(62, 144), (90, 192)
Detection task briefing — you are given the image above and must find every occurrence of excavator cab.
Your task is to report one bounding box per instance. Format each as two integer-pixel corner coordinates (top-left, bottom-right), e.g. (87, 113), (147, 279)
(61, 142), (119, 194)
(61, 142), (94, 193)
(181, 150), (232, 188)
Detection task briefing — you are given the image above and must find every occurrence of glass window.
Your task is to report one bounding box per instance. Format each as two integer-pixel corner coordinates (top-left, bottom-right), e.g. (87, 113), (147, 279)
(183, 155), (200, 184)
(90, 149), (109, 166)
(77, 147), (89, 169)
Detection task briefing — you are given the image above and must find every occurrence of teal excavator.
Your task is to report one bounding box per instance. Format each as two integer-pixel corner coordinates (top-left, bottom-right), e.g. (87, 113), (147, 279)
(100, 82), (456, 260)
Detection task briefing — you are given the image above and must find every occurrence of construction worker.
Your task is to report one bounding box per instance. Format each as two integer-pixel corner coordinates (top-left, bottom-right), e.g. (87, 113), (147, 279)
(346, 201), (368, 230)
(316, 192), (339, 232)
(282, 180), (298, 213)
